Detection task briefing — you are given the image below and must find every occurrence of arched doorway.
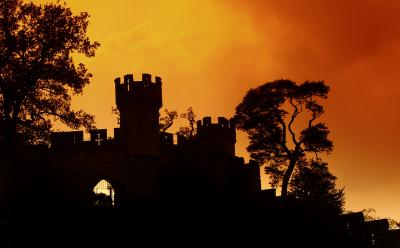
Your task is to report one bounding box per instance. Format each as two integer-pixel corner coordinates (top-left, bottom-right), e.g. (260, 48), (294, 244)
(93, 179), (115, 207)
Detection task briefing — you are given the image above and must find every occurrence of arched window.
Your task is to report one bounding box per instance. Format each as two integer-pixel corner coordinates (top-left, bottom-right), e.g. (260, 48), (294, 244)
(93, 179), (115, 207)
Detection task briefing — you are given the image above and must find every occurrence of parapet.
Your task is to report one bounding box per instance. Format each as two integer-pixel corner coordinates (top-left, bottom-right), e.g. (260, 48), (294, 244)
(365, 219), (389, 234)
(196, 116), (236, 156)
(89, 129), (107, 145)
(196, 116), (236, 130)
(50, 131), (84, 148)
(115, 73), (162, 108)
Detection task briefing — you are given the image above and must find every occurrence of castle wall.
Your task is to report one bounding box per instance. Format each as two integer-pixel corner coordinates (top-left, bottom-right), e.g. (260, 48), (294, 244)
(0, 72), (261, 210)
(196, 116), (236, 156)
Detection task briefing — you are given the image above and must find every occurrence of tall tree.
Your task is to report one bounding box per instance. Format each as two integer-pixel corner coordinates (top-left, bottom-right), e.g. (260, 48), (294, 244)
(234, 79), (333, 197)
(0, 0), (99, 145)
(289, 158), (345, 214)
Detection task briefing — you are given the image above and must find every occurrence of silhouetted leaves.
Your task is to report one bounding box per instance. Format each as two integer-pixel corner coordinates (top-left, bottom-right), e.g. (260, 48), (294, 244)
(234, 79), (332, 197)
(0, 0), (99, 145)
(289, 159), (345, 215)
(360, 208), (400, 230)
(300, 123), (333, 153)
(111, 106), (120, 124)
(159, 109), (178, 133)
(177, 106), (196, 139)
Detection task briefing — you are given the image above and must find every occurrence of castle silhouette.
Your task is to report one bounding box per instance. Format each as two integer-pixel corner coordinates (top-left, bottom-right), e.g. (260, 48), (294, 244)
(2, 73), (399, 248)
(1, 73), (260, 209)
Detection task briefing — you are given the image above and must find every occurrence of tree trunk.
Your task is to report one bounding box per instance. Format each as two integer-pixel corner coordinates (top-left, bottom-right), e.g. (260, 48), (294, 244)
(281, 159), (297, 198)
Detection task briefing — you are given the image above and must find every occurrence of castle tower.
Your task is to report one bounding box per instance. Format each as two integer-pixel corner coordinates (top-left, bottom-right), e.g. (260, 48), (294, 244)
(115, 73), (162, 155)
(196, 116), (236, 156)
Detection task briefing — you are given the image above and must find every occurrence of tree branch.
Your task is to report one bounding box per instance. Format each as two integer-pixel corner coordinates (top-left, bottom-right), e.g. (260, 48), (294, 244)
(288, 98), (301, 146)
(278, 119), (291, 156)
(298, 96), (319, 147)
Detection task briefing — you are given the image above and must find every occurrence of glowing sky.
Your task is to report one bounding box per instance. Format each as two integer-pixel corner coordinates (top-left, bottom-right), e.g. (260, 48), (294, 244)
(35, 0), (400, 220)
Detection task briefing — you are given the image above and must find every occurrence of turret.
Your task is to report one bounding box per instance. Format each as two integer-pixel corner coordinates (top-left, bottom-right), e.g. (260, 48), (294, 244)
(196, 116), (236, 156)
(115, 73), (162, 155)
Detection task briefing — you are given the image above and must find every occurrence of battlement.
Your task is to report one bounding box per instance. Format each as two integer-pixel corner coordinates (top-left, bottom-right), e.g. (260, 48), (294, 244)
(114, 73), (163, 155)
(115, 73), (162, 109)
(196, 116), (236, 156)
(50, 131), (84, 148)
(50, 129), (114, 149)
(196, 116), (236, 130)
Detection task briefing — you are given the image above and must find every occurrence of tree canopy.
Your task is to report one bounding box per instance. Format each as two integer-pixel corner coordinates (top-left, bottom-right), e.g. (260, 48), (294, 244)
(289, 158), (345, 214)
(234, 79), (333, 197)
(0, 0), (99, 145)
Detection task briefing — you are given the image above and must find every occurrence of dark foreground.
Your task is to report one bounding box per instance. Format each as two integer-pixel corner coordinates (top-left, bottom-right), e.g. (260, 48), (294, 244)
(1, 197), (373, 248)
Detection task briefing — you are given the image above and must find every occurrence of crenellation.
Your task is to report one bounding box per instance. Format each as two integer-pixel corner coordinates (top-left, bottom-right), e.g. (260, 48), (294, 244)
(124, 74), (133, 92)
(115, 73), (161, 88)
(155, 76), (162, 84)
(203, 116), (212, 126)
(115, 72), (162, 155)
(124, 74), (133, 84)
(229, 118), (236, 129)
(196, 116), (235, 130)
(196, 120), (202, 128)
(89, 129), (107, 145)
(114, 77), (121, 85)
(50, 131), (84, 148)
(115, 73), (162, 111)
(218, 117), (228, 127)
(142, 73), (151, 83)
(196, 116), (237, 156)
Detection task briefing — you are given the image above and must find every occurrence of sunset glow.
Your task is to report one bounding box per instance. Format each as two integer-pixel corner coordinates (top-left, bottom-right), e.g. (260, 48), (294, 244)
(35, 0), (400, 220)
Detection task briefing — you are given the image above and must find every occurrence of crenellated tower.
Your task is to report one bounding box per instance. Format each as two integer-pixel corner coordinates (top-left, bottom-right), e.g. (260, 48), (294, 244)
(115, 73), (162, 155)
(196, 116), (236, 156)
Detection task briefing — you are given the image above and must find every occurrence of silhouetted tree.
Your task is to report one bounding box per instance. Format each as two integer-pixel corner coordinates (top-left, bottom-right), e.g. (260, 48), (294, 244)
(361, 208), (400, 230)
(362, 208), (378, 221)
(289, 158), (345, 214)
(177, 106), (196, 139)
(234, 80), (333, 197)
(111, 106), (120, 124)
(159, 109), (178, 133)
(0, 0), (99, 145)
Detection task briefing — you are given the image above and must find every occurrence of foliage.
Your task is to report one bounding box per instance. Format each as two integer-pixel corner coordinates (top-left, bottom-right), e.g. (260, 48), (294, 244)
(234, 79), (333, 197)
(159, 109), (178, 133)
(289, 158), (345, 214)
(0, 0), (99, 145)
(111, 106), (120, 124)
(361, 208), (400, 230)
(177, 106), (196, 139)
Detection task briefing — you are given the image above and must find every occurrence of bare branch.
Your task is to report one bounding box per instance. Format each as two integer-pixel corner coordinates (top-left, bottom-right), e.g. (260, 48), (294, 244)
(278, 119), (291, 156)
(288, 98), (300, 146)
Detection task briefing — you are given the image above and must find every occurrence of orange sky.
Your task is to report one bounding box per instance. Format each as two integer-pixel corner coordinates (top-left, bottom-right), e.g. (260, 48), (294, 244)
(35, 0), (400, 220)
